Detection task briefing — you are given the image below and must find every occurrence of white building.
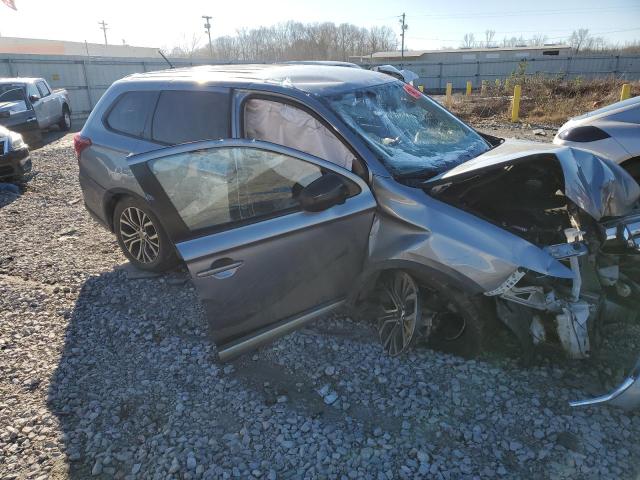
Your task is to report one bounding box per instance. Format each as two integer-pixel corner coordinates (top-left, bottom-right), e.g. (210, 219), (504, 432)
(0, 36), (158, 58)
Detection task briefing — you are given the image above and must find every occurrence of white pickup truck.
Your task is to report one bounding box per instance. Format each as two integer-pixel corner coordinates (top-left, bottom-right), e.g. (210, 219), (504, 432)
(0, 77), (72, 138)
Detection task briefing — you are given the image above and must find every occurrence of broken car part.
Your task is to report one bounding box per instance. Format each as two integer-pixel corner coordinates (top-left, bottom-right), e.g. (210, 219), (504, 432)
(77, 65), (639, 410)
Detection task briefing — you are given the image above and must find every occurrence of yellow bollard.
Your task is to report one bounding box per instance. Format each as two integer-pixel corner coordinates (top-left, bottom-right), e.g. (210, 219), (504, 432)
(466, 81), (472, 96)
(511, 84), (521, 122)
(621, 83), (631, 101)
(418, 85), (424, 92)
(445, 82), (453, 107)
(481, 80), (487, 96)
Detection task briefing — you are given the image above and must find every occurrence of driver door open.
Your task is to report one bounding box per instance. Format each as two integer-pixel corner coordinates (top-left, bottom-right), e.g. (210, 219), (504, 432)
(127, 139), (376, 360)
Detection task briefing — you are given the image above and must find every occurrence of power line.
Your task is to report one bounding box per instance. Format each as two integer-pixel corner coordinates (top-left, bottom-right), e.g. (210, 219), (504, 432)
(406, 27), (640, 44)
(407, 5), (640, 19)
(399, 13), (407, 64)
(202, 15), (213, 58)
(98, 20), (108, 46)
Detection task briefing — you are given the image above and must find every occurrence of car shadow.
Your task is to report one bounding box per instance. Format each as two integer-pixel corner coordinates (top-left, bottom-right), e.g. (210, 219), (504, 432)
(46, 262), (638, 477)
(0, 182), (22, 209)
(46, 265), (212, 478)
(27, 126), (80, 151)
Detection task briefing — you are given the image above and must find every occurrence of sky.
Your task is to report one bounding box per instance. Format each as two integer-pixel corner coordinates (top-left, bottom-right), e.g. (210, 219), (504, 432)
(1, 0), (639, 51)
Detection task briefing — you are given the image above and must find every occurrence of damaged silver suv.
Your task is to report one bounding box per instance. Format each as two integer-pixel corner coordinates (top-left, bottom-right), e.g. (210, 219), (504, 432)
(76, 65), (640, 409)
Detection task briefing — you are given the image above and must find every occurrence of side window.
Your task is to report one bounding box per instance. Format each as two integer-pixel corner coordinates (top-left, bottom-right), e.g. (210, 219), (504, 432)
(244, 99), (354, 171)
(36, 81), (50, 97)
(106, 91), (158, 138)
(149, 147), (325, 231)
(27, 84), (39, 100)
(152, 90), (230, 145)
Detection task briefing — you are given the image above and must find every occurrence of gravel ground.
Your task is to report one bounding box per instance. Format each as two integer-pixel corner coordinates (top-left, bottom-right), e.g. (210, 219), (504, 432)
(0, 132), (639, 480)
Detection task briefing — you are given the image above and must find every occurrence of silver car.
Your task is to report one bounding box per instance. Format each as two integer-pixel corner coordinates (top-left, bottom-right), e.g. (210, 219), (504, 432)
(76, 65), (640, 409)
(554, 95), (640, 180)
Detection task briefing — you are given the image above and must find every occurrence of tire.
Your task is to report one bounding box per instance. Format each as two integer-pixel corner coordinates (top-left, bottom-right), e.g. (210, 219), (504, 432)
(58, 106), (71, 132)
(622, 158), (640, 184)
(420, 276), (486, 358)
(369, 270), (487, 358)
(113, 196), (178, 272)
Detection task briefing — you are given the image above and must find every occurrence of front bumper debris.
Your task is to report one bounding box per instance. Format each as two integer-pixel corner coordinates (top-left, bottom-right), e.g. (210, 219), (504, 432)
(601, 214), (640, 252)
(570, 357), (640, 410)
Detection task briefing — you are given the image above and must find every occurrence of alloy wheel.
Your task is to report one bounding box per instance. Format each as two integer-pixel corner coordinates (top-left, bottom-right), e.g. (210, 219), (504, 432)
(377, 271), (421, 356)
(119, 207), (160, 264)
(64, 112), (71, 129)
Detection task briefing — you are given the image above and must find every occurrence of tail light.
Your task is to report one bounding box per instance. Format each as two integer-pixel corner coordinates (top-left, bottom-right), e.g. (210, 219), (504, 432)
(73, 133), (92, 160)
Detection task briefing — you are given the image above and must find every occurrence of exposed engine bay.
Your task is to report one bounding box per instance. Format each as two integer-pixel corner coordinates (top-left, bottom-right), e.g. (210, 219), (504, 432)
(423, 150), (640, 408)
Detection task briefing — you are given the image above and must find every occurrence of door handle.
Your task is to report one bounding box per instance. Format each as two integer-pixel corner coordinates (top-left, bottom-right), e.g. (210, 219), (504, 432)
(196, 258), (244, 279)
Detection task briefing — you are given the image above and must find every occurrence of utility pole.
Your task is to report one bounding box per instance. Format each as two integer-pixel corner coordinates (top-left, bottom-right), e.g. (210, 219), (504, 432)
(202, 15), (213, 58)
(98, 20), (108, 46)
(399, 13), (408, 65)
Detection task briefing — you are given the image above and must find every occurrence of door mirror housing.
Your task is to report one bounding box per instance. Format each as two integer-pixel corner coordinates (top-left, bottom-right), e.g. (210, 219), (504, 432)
(29, 94), (40, 103)
(299, 173), (348, 212)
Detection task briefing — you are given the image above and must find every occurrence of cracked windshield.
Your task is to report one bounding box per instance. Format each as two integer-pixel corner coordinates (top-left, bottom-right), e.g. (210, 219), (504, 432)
(325, 81), (490, 177)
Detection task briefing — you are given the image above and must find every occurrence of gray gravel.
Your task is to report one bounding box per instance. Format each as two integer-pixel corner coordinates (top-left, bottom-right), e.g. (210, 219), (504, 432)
(1, 132), (639, 479)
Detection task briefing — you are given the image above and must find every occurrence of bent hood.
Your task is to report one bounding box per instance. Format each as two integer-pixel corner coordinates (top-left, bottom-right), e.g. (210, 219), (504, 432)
(426, 140), (640, 220)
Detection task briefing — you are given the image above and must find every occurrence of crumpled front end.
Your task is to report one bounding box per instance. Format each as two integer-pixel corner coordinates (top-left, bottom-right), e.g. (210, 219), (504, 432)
(422, 143), (640, 409)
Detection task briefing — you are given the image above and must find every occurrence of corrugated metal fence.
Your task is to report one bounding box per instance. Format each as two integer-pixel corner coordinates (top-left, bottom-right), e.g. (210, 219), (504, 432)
(0, 53), (212, 120)
(1, 52), (639, 119)
(368, 54), (640, 92)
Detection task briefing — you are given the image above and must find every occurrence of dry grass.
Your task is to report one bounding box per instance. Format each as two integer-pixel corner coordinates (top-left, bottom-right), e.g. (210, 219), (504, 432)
(447, 75), (639, 126)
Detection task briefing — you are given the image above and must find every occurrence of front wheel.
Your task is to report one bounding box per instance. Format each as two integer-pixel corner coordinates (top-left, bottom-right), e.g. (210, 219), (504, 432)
(113, 196), (178, 272)
(58, 106), (71, 131)
(372, 270), (486, 357)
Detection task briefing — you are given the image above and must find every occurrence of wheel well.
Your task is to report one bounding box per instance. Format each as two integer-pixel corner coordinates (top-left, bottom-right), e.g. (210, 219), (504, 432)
(620, 156), (640, 173)
(62, 103), (70, 112)
(103, 192), (138, 232)
(347, 260), (484, 308)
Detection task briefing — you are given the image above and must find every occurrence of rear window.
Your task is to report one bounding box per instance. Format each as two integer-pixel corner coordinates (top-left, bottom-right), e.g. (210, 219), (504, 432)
(152, 90), (230, 144)
(106, 91), (158, 138)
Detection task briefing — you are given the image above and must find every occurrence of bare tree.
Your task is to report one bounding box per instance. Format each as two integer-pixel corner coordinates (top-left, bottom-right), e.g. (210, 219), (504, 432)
(529, 34), (548, 46)
(170, 21), (398, 62)
(171, 33), (203, 59)
(501, 35), (526, 48)
(461, 33), (476, 48)
(484, 30), (495, 48)
(569, 28), (590, 53)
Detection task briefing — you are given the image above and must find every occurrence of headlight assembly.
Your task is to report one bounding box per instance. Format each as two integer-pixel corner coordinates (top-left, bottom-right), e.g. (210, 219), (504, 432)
(9, 132), (25, 150)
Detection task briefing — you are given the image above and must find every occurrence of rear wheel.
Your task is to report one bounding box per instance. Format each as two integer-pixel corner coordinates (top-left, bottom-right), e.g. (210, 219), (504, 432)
(113, 196), (178, 272)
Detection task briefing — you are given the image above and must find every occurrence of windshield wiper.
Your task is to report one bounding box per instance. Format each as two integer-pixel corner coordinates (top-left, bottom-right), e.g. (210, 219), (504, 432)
(395, 168), (439, 181)
(395, 150), (484, 181)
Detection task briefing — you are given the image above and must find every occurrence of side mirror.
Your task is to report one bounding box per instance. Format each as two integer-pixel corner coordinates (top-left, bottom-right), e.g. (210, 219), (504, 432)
(298, 173), (348, 212)
(29, 94), (40, 103)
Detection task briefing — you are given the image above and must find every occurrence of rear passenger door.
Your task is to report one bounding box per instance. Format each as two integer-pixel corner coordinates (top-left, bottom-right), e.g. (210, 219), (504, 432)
(150, 90), (230, 145)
